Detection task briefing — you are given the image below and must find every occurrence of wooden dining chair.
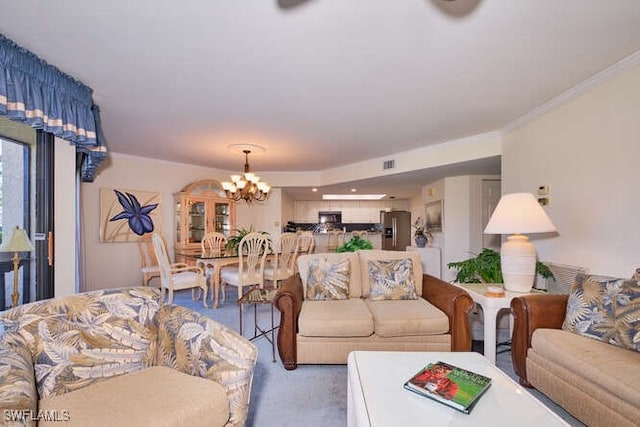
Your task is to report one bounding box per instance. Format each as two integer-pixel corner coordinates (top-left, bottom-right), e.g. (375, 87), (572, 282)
(219, 232), (270, 303)
(296, 230), (315, 255)
(200, 232), (228, 303)
(264, 232), (298, 289)
(152, 233), (208, 307)
(137, 233), (171, 287)
(201, 232), (227, 258)
(327, 230), (346, 252)
(351, 230), (369, 239)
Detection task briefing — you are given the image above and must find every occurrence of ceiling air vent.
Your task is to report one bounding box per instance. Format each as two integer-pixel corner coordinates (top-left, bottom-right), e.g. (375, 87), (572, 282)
(383, 159), (395, 170)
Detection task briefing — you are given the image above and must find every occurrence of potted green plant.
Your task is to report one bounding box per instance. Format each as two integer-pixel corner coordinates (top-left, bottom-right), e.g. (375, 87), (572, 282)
(225, 226), (270, 254)
(412, 217), (433, 248)
(336, 235), (373, 252)
(447, 248), (553, 284)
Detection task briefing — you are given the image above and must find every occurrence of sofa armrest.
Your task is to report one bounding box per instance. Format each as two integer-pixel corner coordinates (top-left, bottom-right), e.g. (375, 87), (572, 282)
(0, 341), (37, 426)
(421, 274), (474, 352)
(156, 305), (258, 427)
(511, 294), (568, 387)
(274, 273), (304, 370)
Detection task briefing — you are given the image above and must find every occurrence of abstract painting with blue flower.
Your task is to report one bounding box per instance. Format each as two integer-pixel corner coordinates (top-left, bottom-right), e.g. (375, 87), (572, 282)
(100, 188), (162, 242)
(109, 190), (158, 235)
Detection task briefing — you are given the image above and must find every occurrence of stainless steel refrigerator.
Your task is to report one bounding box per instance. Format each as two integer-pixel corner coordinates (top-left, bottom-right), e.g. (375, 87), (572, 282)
(380, 210), (411, 251)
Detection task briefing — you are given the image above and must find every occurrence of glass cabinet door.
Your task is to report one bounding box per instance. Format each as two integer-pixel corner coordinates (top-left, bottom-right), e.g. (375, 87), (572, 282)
(214, 202), (231, 237)
(188, 200), (206, 243)
(175, 200), (182, 243)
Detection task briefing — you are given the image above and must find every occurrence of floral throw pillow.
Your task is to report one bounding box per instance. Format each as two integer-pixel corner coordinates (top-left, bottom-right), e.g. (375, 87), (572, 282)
(563, 273), (640, 352)
(368, 258), (418, 301)
(306, 258), (350, 300)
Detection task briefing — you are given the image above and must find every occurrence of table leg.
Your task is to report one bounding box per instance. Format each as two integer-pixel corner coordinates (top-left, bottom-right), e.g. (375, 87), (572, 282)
(239, 301), (243, 336)
(214, 272), (221, 309)
(270, 302), (275, 362)
(483, 306), (498, 364)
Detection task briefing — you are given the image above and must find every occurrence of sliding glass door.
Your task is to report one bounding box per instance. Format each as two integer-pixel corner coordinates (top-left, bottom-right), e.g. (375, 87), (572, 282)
(0, 120), (54, 308)
(0, 135), (32, 308)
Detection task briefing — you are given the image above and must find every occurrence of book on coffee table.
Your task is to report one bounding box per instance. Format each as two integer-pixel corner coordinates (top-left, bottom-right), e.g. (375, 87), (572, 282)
(403, 361), (492, 414)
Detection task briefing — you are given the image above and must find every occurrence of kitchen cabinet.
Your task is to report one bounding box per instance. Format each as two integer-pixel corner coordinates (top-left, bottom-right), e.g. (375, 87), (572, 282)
(294, 201), (319, 222)
(291, 200), (407, 224)
(174, 179), (235, 258)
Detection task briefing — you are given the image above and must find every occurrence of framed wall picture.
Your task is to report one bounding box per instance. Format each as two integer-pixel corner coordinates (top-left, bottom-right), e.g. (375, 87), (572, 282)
(100, 187), (161, 242)
(425, 200), (443, 232)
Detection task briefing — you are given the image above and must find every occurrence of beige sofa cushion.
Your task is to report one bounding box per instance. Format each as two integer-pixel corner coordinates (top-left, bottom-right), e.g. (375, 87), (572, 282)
(531, 328), (640, 409)
(298, 299), (374, 337)
(298, 252), (363, 298)
(368, 258), (418, 301)
(306, 257), (350, 300)
(357, 250), (423, 298)
(365, 299), (449, 338)
(39, 366), (229, 427)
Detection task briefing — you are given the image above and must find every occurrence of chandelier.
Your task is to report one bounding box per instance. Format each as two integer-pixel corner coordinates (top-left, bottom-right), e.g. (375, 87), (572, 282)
(221, 150), (271, 203)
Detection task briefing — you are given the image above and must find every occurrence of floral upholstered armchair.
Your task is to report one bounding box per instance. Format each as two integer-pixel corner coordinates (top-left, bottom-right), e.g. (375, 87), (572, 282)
(0, 288), (257, 427)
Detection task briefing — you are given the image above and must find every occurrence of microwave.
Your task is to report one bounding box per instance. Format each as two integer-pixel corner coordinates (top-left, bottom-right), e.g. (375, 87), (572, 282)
(318, 211), (342, 224)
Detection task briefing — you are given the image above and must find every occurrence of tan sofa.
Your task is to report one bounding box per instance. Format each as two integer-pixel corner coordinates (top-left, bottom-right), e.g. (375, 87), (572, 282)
(275, 250), (474, 370)
(512, 293), (640, 427)
(0, 288), (257, 427)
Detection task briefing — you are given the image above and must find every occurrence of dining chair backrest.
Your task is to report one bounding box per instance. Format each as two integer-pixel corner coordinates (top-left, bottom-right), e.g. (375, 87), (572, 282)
(351, 230), (369, 239)
(238, 232), (270, 287)
(152, 233), (172, 288)
(201, 232), (227, 257)
(138, 233), (167, 286)
(138, 233), (160, 269)
(327, 230), (346, 252)
(271, 232), (299, 277)
(296, 231), (315, 255)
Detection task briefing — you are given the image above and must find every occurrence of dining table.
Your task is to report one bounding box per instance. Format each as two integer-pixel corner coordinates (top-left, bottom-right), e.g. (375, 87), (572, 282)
(176, 250), (274, 309)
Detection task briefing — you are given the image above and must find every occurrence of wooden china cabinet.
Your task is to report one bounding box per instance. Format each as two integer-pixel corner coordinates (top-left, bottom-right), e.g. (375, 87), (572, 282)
(174, 179), (235, 264)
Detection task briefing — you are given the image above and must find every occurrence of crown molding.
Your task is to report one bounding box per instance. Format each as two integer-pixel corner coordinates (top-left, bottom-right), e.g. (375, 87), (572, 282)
(502, 49), (640, 134)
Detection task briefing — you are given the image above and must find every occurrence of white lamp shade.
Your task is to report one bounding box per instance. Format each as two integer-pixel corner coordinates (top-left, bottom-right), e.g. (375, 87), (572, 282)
(1, 226), (34, 252)
(484, 193), (556, 235)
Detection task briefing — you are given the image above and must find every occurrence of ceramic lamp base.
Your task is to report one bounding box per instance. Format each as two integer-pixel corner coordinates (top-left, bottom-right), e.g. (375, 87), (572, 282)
(501, 234), (536, 293)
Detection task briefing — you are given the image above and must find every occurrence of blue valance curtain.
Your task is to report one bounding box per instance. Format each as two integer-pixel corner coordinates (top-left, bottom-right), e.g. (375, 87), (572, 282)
(0, 33), (107, 182)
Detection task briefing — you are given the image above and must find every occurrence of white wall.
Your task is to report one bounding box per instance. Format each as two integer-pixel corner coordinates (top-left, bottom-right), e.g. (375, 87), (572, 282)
(236, 188), (283, 241)
(81, 154), (224, 291)
(318, 132), (501, 186)
(80, 153), (285, 291)
(503, 63), (640, 277)
(281, 190), (294, 230)
(54, 138), (77, 297)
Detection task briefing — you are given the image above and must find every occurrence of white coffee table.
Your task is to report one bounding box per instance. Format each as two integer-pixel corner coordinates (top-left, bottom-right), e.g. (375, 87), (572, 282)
(347, 351), (569, 427)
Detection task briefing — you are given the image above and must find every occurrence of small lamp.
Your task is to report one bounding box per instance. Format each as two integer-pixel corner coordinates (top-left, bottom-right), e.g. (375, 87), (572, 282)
(0, 226), (34, 307)
(484, 193), (556, 292)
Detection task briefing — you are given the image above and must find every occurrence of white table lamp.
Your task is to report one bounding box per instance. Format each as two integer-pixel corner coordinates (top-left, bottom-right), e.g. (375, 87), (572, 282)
(0, 226), (34, 307)
(484, 193), (556, 292)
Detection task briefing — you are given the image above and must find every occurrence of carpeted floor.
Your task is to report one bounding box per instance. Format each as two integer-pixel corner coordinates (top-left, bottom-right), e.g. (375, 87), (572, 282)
(172, 289), (584, 427)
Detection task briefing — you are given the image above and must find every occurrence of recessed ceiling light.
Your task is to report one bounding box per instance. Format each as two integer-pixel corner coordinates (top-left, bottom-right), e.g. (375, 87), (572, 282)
(311, 188), (318, 192)
(323, 194), (386, 200)
(351, 188), (357, 192)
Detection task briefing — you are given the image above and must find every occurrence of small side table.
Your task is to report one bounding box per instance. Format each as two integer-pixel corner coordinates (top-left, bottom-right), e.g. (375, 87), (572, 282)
(454, 283), (536, 364)
(237, 286), (278, 362)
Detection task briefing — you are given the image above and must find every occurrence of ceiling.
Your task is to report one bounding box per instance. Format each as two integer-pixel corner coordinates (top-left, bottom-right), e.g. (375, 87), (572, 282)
(1, 0), (640, 198)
